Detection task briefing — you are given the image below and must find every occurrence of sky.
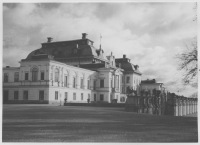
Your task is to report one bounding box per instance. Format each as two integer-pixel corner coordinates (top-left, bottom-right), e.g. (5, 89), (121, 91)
(3, 2), (197, 97)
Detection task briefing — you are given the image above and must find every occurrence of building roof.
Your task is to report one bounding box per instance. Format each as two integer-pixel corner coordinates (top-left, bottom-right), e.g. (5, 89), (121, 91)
(25, 37), (108, 62)
(115, 57), (142, 75)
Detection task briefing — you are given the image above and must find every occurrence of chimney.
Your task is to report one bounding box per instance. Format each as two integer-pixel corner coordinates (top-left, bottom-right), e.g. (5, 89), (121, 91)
(123, 54), (126, 58)
(47, 37), (53, 43)
(82, 33), (87, 39)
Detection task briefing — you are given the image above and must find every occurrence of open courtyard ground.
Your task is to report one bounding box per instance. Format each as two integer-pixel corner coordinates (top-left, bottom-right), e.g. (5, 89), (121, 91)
(2, 104), (198, 142)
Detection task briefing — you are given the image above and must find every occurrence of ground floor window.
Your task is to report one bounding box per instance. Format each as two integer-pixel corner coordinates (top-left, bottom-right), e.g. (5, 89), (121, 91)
(39, 90), (44, 100)
(81, 93), (83, 100)
(65, 92), (68, 99)
(73, 93), (76, 100)
(55, 91), (58, 100)
(23, 91), (28, 100)
(120, 97), (126, 102)
(14, 91), (19, 100)
(94, 94), (96, 101)
(100, 94), (104, 101)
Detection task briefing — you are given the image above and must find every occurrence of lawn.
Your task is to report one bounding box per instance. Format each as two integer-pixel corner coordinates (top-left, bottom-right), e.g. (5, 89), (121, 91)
(2, 104), (198, 142)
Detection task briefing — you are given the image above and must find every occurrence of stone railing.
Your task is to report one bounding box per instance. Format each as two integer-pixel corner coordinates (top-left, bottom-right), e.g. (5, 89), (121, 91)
(125, 93), (197, 116)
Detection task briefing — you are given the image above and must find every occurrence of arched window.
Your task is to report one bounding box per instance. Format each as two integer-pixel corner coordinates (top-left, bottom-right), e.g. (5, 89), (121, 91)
(32, 67), (38, 81)
(55, 68), (59, 82)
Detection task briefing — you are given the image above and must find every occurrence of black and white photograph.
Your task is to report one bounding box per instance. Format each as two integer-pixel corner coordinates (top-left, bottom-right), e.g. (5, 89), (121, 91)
(2, 1), (198, 142)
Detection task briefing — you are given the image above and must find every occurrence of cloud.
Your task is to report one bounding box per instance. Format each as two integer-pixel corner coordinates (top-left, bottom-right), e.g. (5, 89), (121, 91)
(3, 3), (197, 97)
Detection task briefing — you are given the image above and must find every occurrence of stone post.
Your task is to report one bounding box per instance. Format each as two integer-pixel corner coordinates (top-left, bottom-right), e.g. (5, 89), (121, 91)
(174, 96), (178, 116)
(138, 96), (143, 113)
(148, 96), (153, 114)
(189, 99), (192, 114)
(185, 98), (188, 115)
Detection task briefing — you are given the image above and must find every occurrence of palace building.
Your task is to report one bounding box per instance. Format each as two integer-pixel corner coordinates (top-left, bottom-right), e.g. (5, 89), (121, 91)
(3, 33), (142, 105)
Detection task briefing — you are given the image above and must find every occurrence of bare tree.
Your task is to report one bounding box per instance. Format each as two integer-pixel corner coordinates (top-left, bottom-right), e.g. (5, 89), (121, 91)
(176, 37), (197, 87)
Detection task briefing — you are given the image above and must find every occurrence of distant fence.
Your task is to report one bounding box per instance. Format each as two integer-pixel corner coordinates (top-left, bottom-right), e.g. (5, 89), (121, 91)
(124, 93), (198, 116)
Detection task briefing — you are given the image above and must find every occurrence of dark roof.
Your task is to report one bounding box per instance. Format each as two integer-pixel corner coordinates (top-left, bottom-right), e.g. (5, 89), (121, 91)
(25, 38), (107, 61)
(115, 58), (142, 75)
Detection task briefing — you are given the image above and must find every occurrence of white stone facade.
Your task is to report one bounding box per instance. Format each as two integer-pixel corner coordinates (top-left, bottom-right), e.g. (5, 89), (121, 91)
(3, 59), (129, 105)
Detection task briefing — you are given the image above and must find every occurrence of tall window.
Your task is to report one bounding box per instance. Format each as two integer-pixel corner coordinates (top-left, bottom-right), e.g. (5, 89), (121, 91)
(39, 90), (44, 100)
(41, 72), (45, 80)
(55, 91), (58, 100)
(81, 93), (84, 100)
(4, 73), (8, 82)
(87, 80), (90, 89)
(94, 94), (96, 102)
(88, 94), (90, 99)
(100, 79), (104, 88)
(110, 79), (112, 88)
(94, 80), (96, 90)
(23, 91), (28, 100)
(55, 68), (59, 82)
(126, 76), (130, 83)
(51, 72), (53, 80)
(122, 76), (124, 83)
(14, 91), (19, 100)
(115, 75), (119, 89)
(65, 92), (68, 99)
(73, 93), (76, 100)
(100, 94), (104, 101)
(80, 78), (84, 89)
(126, 86), (130, 93)
(32, 68), (38, 81)
(25, 72), (29, 81)
(73, 77), (76, 88)
(64, 76), (68, 87)
(14, 72), (19, 82)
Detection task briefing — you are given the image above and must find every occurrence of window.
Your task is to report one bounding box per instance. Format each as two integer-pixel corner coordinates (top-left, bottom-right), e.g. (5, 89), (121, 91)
(14, 72), (19, 82)
(73, 93), (76, 100)
(32, 68), (38, 81)
(126, 76), (130, 83)
(80, 78), (84, 89)
(55, 68), (59, 82)
(126, 86), (129, 93)
(87, 80), (90, 89)
(120, 97), (126, 102)
(41, 72), (45, 80)
(122, 86), (124, 93)
(64, 76), (68, 87)
(94, 80), (96, 90)
(51, 72), (53, 80)
(100, 94), (104, 101)
(122, 76), (124, 83)
(4, 73), (8, 82)
(65, 92), (68, 99)
(23, 91), (28, 100)
(73, 77), (76, 88)
(94, 94), (96, 101)
(14, 91), (18, 100)
(116, 75), (119, 89)
(100, 79), (104, 88)
(39, 90), (44, 100)
(55, 91), (58, 100)
(25, 72), (29, 81)
(88, 94), (90, 99)
(81, 93), (84, 100)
